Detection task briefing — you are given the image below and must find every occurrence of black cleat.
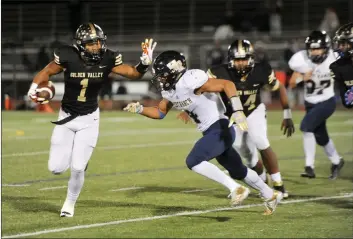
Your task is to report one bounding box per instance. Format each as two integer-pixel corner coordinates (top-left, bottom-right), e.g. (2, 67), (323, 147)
(273, 182), (289, 199)
(329, 158), (344, 180)
(300, 166), (316, 178)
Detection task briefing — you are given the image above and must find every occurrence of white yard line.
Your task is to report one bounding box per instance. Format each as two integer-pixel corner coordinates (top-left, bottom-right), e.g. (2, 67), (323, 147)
(110, 187), (145, 192)
(3, 193), (353, 238)
(2, 184), (30, 187)
(38, 186), (67, 191)
(181, 188), (217, 193)
(3, 131), (352, 158)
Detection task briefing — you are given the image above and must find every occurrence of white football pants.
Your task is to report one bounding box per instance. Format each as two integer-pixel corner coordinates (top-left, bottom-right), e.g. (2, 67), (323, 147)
(48, 108), (100, 173)
(233, 103), (270, 168)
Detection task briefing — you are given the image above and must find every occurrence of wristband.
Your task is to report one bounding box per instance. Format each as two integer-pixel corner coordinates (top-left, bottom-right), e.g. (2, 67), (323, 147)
(230, 96), (243, 112)
(283, 109), (292, 119)
(136, 62), (149, 74)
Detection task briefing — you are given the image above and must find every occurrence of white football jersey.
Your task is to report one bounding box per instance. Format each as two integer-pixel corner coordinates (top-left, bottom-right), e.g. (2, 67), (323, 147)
(161, 69), (227, 132)
(288, 50), (336, 104)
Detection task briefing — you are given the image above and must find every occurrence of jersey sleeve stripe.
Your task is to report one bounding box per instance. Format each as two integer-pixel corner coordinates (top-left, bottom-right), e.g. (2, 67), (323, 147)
(207, 69), (217, 78)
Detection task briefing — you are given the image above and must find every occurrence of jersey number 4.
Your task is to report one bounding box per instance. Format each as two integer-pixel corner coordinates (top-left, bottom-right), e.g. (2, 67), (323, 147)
(77, 78), (89, 102)
(185, 110), (201, 124)
(306, 80), (331, 95)
(244, 94), (256, 111)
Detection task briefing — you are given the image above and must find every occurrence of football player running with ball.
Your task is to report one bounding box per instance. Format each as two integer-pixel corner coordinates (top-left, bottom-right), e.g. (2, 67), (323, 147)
(124, 50), (283, 215)
(27, 23), (157, 217)
(288, 30), (344, 179)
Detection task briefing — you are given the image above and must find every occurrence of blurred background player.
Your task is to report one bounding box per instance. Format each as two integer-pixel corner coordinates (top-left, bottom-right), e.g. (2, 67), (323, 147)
(179, 39), (294, 198)
(27, 23), (157, 217)
(288, 30), (344, 179)
(330, 22), (353, 108)
(208, 39), (294, 198)
(124, 50), (283, 214)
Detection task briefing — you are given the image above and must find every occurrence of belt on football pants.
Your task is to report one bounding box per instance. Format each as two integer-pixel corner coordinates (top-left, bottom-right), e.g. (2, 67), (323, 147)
(51, 114), (78, 125)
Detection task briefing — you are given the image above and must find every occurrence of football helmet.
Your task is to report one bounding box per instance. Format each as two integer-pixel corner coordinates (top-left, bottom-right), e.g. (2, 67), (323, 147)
(151, 50), (187, 91)
(305, 30), (331, 63)
(74, 23), (107, 65)
(333, 22), (353, 58)
(227, 39), (255, 76)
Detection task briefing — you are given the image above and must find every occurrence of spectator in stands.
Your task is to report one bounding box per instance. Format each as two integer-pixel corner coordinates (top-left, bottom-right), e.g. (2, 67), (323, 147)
(117, 82), (128, 95)
(319, 7), (340, 37)
(206, 40), (225, 68)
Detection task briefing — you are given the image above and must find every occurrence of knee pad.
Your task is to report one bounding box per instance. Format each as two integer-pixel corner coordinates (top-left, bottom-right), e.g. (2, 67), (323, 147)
(48, 155), (70, 175)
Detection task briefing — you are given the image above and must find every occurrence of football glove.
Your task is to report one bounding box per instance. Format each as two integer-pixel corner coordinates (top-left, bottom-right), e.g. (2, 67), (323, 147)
(229, 111), (248, 131)
(27, 83), (38, 102)
(123, 102), (144, 114)
(344, 86), (353, 106)
(140, 38), (157, 66)
(281, 109), (295, 137)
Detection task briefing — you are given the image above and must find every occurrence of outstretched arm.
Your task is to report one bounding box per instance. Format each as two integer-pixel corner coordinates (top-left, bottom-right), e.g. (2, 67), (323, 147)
(123, 98), (173, 120)
(111, 39), (157, 80)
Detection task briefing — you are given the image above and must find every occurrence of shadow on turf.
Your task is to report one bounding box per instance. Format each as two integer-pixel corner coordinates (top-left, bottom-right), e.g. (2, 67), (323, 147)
(2, 195), (58, 214)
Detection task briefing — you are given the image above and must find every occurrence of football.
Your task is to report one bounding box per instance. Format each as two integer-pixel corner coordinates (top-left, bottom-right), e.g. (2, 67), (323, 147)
(36, 81), (55, 101)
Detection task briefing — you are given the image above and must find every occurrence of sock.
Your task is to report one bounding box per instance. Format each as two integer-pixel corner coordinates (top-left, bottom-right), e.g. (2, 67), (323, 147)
(192, 161), (241, 193)
(243, 168), (273, 199)
(270, 172), (282, 184)
(259, 170), (267, 182)
(323, 139), (341, 165)
(66, 169), (85, 205)
(303, 132), (316, 168)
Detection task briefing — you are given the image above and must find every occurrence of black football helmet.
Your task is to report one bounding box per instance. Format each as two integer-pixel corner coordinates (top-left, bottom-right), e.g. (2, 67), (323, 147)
(74, 23), (107, 65)
(305, 30), (331, 63)
(151, 50), (187, 91)
(227, 39), (255, 76)
(333, 22), (353, 58)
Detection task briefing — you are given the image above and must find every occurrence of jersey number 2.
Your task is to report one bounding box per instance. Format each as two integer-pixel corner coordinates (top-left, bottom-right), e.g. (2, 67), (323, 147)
(77, 78), (89, 102)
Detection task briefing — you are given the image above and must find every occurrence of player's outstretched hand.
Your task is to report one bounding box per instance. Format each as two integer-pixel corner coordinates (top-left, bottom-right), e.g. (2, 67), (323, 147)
(229, 111), (248, 131)
(177, 111), (193, 124)
(123, 102), (143, 114)
(281, 118), (295, 137)
(344, 86), (353, 106)
(140, 38), (157, 66)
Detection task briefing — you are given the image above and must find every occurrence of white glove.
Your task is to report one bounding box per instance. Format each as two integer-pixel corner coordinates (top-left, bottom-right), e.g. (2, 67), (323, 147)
(123, 102), (144, 114)
(140, 38), (157, 65)
(27, 83), (38, 102)
(229, 111), (248, 131)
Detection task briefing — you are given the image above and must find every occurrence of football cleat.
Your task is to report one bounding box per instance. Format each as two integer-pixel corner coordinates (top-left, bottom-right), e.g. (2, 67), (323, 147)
(228, 186), (250, 206)
(300, 166), (316, 178)
(329, 158), (344, 180)
(273, 181), (289, 199)
(60, 200), (75, 218)
(263, 190), (283, 215)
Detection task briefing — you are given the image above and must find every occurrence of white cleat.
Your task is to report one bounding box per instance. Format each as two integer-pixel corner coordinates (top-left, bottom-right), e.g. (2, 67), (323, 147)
(60, 200), (75, 218)
(228, 186), (250, 206)
(263, 190), (283, 215)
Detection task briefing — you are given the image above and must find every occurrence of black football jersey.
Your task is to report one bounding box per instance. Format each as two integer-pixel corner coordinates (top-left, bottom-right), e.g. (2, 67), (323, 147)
(208, 62), (278, 117)
(330, 57), (353, 108)
(54, 45), (123, 115)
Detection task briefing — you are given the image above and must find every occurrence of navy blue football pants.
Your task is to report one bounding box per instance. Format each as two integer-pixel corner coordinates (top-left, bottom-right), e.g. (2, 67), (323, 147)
(186, 119), (248, 180)
(300, 97), (336, 146)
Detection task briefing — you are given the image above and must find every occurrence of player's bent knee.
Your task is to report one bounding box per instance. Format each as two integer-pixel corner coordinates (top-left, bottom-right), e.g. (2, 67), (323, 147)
(256, 140), (270, 151)
(48, 160), (69, 175)
(228, 165), (248, 180)
(300, 121), (314, 133)
(186, 155), (205, 170)
(315, 135), (329, 146)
